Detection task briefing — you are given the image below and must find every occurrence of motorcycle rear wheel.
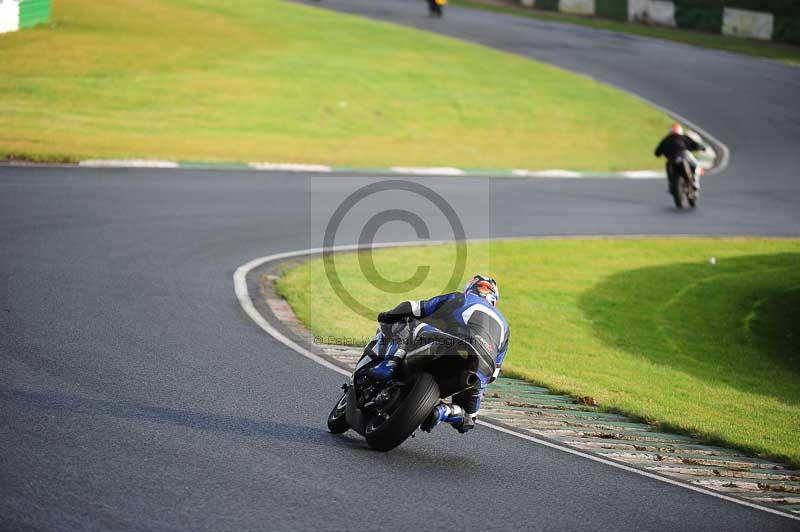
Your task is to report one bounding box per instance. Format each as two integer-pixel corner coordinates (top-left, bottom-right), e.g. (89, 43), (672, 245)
(364, 372), (440, 452)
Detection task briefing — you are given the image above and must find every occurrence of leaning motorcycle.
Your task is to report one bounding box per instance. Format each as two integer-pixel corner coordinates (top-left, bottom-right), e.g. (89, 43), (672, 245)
(666, 156), (698, 209)
(326, 320), (487, 452)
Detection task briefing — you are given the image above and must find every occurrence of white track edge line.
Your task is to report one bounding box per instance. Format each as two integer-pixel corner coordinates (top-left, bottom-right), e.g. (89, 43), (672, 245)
(233, 242), (798, 523)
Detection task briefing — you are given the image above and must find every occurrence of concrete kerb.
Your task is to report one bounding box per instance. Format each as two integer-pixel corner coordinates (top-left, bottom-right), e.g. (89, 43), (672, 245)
(72, 160), (666, 179)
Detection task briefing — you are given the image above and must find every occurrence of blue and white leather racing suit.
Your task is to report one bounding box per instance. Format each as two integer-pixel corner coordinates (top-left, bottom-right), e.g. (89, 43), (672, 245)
(375, 291), (510, 423)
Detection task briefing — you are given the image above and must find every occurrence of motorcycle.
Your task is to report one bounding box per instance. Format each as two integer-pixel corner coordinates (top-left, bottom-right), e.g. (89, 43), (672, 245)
(427, 0), (445, 18)
(326, 320), (487, 452)
(666, 156), (699, 209)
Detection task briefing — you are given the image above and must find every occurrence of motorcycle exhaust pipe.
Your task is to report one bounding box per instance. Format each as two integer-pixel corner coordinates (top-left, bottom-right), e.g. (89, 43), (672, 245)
(428, 370), (480, 398)
(464, 371), (479, 388)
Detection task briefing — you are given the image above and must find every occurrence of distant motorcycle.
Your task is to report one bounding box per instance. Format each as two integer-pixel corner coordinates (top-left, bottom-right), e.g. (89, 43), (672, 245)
(427, 0), (445, 18)
(327, 319), (485, 451)
(655, 123), (704, 209)
(666, 155), (699, 209)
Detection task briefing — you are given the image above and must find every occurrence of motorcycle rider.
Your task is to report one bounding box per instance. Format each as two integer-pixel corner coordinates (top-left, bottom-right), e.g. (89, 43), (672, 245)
(655, 123), (706, 190)
(368, 275), (509, 434)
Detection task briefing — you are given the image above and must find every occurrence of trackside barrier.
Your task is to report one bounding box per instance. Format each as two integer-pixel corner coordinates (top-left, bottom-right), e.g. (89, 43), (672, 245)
(722, 7), (773, 40)
(0, 0), (50, 34)
(519, 0), (800, 45)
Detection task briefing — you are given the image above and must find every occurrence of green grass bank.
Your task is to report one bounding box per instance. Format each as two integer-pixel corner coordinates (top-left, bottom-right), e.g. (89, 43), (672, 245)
(275, 238), (800, 466)
(0, 0), (671, 170)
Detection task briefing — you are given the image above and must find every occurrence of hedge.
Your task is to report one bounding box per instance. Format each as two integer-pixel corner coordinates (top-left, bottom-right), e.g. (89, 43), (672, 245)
(673, 0), (800, 18)
(674, 1), (723, 33)
(774, 15), (800, 44)
(595, 0), (628, 21)
(536, 0), (560, 11)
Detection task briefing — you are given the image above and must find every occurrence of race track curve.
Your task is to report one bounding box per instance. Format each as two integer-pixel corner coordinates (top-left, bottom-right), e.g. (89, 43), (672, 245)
(1, 1), (799, 530)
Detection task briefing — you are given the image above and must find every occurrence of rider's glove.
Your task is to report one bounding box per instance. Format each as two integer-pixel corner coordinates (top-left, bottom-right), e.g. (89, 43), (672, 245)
(377, 301), (415, 323)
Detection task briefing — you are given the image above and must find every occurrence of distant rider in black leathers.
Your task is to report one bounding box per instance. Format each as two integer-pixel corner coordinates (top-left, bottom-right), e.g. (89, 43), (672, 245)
(655, 123), (706, 191)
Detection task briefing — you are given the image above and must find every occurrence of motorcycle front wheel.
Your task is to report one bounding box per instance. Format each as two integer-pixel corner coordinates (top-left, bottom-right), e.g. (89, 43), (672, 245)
(688, 183), (697, 208)
(364, 372), (440, 452)
(327, 390), (350, 434)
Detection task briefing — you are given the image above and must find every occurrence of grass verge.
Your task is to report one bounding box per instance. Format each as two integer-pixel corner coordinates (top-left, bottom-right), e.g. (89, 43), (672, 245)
(275, 238), (800, 466)
(0, 0), (670, 170)
(453, 0), (800, 65)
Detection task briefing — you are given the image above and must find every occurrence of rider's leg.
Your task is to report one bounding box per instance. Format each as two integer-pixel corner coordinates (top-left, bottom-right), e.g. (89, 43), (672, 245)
(450, 374), (488, 432)
(421, 403), (467, 432)
(422, 374), (486, 433)
(665, 162), (673, 194)
(368, 319), (446, 380)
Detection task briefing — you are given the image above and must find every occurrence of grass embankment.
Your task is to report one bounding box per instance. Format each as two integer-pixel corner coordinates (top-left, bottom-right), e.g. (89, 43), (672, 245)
(453, 0), (800, 65)
(275, 238), (800, 466)
(0, 0), (670, 170)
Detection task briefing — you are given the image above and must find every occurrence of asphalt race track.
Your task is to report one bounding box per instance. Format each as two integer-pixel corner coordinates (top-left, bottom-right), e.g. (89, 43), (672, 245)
(2, 1), (799, 530)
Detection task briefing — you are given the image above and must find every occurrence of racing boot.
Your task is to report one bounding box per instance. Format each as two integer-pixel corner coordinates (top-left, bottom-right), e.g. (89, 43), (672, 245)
(420, 404), (466, 432)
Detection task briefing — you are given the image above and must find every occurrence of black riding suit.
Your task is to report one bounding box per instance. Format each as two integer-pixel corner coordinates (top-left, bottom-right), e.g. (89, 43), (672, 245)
(654, 132), (704, 160)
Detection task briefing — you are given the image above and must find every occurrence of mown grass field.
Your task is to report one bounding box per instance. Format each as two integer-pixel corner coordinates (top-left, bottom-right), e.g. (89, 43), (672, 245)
(453, 0), (800, 65)
(275, 238), (800, 466)
(0, 0), (671, 169)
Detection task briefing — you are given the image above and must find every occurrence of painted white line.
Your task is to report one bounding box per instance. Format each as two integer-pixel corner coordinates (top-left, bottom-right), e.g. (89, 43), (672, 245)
(79, 159), (179, 169)
(512, 169), (583, 178)
(234, 251), (349, 377)
(620, 170), (665, 179)
(249, 162), (332, 172)
(233, 242), (798, 523)
(390, 167), (465, 176)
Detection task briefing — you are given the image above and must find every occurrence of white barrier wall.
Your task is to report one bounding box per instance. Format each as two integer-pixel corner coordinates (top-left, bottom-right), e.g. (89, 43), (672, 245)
(559, 0), (595, 16)
(628, 0), (676, 27)
(722, 7), (774, 40)
(516, 0), (781, 42)
(0, 0), (20, 34)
